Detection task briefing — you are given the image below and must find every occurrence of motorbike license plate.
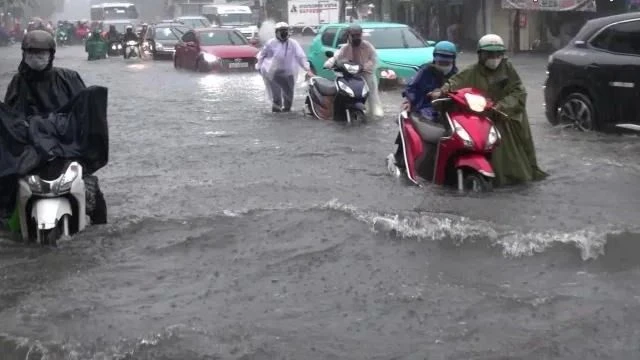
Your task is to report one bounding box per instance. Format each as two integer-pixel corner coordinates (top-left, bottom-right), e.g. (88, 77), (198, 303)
(228, 62), (248, 68)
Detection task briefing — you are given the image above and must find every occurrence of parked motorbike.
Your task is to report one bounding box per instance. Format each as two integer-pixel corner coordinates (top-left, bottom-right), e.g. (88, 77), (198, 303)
(123, 40), (139, 59)
(304, 52), (368, 124)
(386, 88), (501, 192)
(16, 158), (87, 246)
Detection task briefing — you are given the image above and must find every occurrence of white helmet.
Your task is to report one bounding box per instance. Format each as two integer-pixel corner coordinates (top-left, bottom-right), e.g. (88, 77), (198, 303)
(477, 34), (505, 52)
(275, 22), (289, 30)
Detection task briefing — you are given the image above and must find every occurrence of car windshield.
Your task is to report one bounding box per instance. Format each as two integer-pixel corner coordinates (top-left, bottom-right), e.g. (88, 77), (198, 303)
(199, 30), (247, 45)
(219, 13), (252, 25)
(155, 27), (178, 40)
(361, 27), (427, 49)
(180, 18), (210, 29)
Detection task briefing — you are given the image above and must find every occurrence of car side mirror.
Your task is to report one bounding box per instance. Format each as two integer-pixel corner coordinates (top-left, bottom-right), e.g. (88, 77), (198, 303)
(425, 40), (436, 47)
(249, 38), (259, 46)
(325, 50), (334, 58)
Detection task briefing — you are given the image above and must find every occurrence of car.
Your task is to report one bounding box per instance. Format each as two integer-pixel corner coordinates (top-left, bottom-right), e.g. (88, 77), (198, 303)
(149, 23), (190, 60)
(544, 12), (640, 132)
(174, 16), (212, 29)
(307, 22), (436, 87)
(173, 28), (259, 72)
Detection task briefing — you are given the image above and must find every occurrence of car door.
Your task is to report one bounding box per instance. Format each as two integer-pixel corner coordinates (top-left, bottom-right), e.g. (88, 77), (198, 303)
(589, 19), (640, 127)
(310, 26), (339, 79)
(181, 31), (199, 70)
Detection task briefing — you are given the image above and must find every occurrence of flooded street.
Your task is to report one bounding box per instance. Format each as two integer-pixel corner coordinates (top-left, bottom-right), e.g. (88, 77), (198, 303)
(1, 40), (640, 359)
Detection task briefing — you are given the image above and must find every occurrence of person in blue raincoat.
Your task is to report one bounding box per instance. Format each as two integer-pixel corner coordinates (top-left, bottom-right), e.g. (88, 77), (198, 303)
(392, 41), (458, 168)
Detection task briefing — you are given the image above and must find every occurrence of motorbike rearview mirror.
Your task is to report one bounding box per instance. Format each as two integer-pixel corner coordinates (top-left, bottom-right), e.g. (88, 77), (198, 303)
(325, 50), (334, 58)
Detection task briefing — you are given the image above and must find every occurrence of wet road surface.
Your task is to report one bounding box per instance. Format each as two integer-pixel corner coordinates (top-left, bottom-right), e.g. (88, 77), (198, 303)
(1, 41), (640, 359)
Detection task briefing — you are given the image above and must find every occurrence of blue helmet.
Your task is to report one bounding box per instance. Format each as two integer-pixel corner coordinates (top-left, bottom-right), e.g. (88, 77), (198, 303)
(433, 41), (457, 58)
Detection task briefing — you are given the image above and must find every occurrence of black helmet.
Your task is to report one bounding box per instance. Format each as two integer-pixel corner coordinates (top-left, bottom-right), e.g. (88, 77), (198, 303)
(22, 29), (56, 52)
(348, 24), (362, 36)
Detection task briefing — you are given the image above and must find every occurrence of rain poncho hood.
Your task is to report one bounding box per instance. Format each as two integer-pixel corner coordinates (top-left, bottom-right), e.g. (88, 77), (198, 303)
(442, 59), (547, 186)
(324, 40), (383, 117)
(86, 31), (108, 59)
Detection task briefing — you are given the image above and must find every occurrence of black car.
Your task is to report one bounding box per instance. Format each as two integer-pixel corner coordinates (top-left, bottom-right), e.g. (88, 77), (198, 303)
(544, 12), (640, 132)
(149, 23), (191, 60)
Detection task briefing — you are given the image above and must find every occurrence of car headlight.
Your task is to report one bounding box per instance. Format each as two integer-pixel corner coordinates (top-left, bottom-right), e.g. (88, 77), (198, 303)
(485, 125), (500, 150)
(380, 68), (397, 80)
(53, 162), (80, 194)
(155, 42), (163, 49)
(202, 52), (218, 63)
(337, 80), (354, 97)
(453, 120), (474, 148)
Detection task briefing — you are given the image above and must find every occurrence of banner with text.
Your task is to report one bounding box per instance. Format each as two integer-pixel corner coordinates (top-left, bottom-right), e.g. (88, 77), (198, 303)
(501, 0), (596, 11)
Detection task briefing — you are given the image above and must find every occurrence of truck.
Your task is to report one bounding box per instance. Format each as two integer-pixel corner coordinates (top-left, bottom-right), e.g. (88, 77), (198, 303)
(201, 4), (259, 40)
(287, 0), (339, 35)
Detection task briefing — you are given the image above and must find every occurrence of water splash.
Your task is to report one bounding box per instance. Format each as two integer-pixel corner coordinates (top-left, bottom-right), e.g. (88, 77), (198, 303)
(258, 19), (276, 44)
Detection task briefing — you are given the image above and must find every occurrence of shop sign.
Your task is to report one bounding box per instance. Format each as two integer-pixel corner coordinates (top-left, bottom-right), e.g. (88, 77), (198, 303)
(501, 0), (596, 12)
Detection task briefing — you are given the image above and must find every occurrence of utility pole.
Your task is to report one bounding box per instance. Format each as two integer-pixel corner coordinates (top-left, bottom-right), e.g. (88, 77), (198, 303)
(338, 0), (345, 22)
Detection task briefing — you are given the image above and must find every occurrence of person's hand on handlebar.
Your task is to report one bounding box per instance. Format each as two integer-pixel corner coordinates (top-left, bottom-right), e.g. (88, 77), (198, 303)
(427, 88), (446, 100)
(401, 100), (411, 112)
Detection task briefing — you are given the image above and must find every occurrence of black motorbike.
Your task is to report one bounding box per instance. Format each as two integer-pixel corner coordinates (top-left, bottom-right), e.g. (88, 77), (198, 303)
(304, 52), (369, 124)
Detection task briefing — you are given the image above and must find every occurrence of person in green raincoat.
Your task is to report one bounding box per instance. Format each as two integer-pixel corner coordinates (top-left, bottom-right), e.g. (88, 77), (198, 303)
(431, 34), (547, 187)
(85, 28), (108, 60)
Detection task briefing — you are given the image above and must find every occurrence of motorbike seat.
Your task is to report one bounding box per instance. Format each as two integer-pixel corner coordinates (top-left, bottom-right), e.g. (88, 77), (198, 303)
(312, 77), (337, 96)
(410, 113), (446, 143)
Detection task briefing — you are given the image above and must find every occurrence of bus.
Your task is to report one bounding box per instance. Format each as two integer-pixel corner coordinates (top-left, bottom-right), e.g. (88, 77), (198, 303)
(90, 2), (139, 21)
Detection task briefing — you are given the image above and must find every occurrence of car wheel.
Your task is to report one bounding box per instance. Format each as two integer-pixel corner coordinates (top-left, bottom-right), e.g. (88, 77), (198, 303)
(196, 57), (210, 73)
(556, 92), (597, 131)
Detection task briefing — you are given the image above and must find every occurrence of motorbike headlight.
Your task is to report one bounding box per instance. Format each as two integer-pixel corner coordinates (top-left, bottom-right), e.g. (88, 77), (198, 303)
(362, 81), (369, 97)
(126, 41), (137, 46)
(464, 93), (487, 113)
(202, 52), (218, 63)
(344, 63), (360, 75)
(118, 44), (122, 49)
(52, 163), (80, 194)
(453, 120), (474, 148)
(337, 80), (354, 97)
(485, 125), (500, 150)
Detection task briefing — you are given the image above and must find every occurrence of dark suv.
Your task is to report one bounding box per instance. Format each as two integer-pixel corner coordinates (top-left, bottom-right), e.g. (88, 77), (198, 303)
(544, 12), (640, 131)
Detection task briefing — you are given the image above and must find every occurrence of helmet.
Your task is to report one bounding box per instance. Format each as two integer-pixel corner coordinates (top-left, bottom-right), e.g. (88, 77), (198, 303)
(22, 29), (56, 52)
(275, 22), (288, 30)
(433, 41), (457, 57)
(477, 34), (505, 52)
(348, 23), (362, 35)
(126, 25), (133, 31)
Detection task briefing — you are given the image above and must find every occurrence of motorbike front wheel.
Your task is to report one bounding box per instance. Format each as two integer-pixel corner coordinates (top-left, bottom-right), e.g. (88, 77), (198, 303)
(463, 173), (493, 193)
(347, 109), (367, 124)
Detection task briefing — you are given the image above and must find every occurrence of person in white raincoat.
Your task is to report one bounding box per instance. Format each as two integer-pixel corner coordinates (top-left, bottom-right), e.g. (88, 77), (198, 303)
(323, 23), (383, 117)
(256, 22), (313, 112)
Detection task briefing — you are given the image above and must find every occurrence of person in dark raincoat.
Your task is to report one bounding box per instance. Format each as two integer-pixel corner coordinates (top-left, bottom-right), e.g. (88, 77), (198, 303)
(433, 34), (547, 187)
(1, 30), (107, 224)
(85, 28), (108, 60)
(391, 41), (458, 168)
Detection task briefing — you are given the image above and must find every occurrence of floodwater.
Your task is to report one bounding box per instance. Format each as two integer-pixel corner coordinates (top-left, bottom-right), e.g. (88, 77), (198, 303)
(1, 41), (640, 359)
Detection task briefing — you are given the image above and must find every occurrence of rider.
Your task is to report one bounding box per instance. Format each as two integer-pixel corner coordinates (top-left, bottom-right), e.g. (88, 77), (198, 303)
(392, 41), (458, 169)
(3, 30), (107, 224)
(85, 27), (108, 60)
(323, 23), (383, 117)
(256, 22), (313, 112)
(106, 24), (120, 42)
(432, 34), (547, 186)
(123, 25), (138, 42)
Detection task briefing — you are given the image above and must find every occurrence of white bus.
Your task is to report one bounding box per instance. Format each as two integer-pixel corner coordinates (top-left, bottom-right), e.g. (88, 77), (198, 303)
(201, 5), (258, 39)
(90, 2), (139, 21)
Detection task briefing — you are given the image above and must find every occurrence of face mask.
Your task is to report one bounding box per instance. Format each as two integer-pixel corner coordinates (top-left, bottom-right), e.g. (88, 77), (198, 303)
(351, 38), (362, 47)
(277, 31), (289, 41)
(24, 52), (50, 71)
(484, 57), (502, 70)
(435, 64), (453, 75)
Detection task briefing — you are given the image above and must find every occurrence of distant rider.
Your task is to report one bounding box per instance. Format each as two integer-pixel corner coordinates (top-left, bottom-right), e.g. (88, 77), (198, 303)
(106, 24), (120, 42)
(85, 28), (108, 60)
(432, 34), (547, 186)
(256, 22), (313, 112)
(392, 41), (458, 169)
(3, 30), (108, 224)
(323, 24), (383, 117)
(123, 25), (138, 42)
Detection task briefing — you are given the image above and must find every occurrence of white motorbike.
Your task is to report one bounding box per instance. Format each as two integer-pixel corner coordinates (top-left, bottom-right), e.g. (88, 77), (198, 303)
(16, 159), (87, 246)
(124, 40), (139, 59)
(616, 124), (640, 132)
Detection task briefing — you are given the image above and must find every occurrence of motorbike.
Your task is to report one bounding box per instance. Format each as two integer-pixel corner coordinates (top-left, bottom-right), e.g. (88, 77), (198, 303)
(56, 30), (69, 46)
(108, 40), (123, 56)
(386, 88), (501, 192)
(123, 40), (139, 59)
(16, 158), (87, 246)
(304, 52), (369, 124)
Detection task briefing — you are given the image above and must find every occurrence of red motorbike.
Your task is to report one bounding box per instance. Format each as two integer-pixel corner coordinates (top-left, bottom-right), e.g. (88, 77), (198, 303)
(387, 88), (501, 192)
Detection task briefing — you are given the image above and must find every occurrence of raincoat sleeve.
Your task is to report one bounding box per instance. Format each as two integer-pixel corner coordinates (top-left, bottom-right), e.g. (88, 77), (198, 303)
(292, 40), (310, 71)
(402, 66), (429, 104)
(4, 75), (20, 108)
(494, 62), (527, 122)
(323, 45), (344, 69)
(441, 65), (475, 93)
(256, 40), (273, 69)
(362, 41), (376, 74)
